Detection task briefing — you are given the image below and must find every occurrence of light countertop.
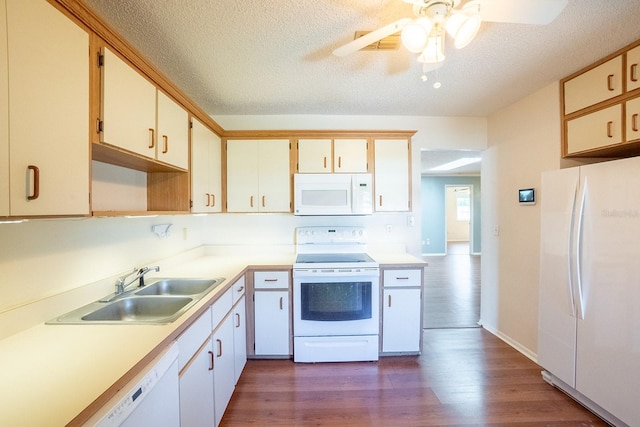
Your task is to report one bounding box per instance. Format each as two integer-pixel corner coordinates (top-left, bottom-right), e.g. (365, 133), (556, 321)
(0, 247), (426, 426)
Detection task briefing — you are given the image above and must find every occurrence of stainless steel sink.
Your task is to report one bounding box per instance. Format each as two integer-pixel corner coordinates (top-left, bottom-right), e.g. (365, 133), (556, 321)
(135, 278), (224, 296)
(47, 277), (226, 325)
(81, 296), (194, 322)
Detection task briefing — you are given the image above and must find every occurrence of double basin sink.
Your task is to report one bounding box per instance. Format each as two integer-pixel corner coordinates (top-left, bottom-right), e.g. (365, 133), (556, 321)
(48, 278), (225, 325)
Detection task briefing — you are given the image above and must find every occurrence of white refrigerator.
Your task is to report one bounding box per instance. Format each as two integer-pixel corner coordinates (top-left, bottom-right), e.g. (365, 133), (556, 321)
(538, 156), (640, 427)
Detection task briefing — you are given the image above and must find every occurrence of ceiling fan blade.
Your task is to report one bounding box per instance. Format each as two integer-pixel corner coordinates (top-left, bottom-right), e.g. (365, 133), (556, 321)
(479, 0), (568, 25)
(332, 18), (412, 57)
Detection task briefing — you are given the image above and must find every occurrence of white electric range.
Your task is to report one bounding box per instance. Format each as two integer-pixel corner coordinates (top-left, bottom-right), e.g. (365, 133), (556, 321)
(293, 226), (380, 363)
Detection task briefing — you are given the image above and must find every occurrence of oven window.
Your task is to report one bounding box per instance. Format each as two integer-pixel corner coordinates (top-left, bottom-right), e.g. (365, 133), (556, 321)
(300, 281), (372, 321)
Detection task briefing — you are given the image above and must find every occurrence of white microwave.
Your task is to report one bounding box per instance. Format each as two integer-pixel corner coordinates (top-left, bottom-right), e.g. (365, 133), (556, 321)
(294, 173), (373, 216)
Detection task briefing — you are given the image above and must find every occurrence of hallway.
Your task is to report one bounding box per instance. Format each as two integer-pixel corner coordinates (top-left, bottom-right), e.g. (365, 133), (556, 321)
(423, 242), (481, 329)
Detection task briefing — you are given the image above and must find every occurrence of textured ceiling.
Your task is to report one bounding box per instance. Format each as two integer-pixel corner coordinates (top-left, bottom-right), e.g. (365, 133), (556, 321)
(82, 0), (640, 118)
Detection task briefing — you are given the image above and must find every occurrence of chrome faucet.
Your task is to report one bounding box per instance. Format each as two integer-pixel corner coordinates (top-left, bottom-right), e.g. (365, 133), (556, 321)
(113, 265), (160, 296)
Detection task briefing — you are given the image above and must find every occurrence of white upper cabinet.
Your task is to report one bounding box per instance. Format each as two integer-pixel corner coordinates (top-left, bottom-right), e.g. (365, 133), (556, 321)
(226, 139), (290, 212)
(564, 56), (623, 115)
(191, 118), (222, 213)
(374, 139), (410, 212)
(627, 45), (640, 93)
(101, 47), (188, 169)
(101, 47), (156, 159)
(156, 91), (189, 169)
(297, 138), (368, 173)
(5, 0), (89, 216)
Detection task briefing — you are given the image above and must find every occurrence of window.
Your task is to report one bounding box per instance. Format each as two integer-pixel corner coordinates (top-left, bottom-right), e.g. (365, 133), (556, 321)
(456, 195), (470, 221)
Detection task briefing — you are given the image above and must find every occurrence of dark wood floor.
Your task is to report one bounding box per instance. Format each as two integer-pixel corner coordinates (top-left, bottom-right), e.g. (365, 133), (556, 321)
(423, 242), (481, 329)
(221, 329), (607, 426)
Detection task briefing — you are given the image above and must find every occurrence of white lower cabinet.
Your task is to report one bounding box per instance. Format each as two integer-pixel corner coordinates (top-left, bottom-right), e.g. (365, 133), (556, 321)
(212, 313), (235, 427)
(381, 268), (423, 354)
(178, 279), (247, 426)
(254, 291), (290, 356)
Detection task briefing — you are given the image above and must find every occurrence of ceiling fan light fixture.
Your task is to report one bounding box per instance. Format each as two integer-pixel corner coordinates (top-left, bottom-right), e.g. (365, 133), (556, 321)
(417, 33), (445, 63)
(401, 18), (433, 53)
(453, 14), (481, 48)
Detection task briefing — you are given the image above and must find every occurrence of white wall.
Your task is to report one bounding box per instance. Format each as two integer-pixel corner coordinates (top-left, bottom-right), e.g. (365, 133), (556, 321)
(481, 82), (561, 358)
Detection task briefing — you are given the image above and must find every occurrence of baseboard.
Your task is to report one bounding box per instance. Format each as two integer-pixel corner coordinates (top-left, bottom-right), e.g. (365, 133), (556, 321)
(478, 321), (538, 363)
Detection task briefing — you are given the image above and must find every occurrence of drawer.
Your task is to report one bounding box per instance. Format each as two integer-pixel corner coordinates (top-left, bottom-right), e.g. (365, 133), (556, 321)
(176, 309), (212, 372)
(383, 269), (422, 287)
(254, 271), (289, 289)
(232, 276), (246, 304)
(211, 287), (233, 329)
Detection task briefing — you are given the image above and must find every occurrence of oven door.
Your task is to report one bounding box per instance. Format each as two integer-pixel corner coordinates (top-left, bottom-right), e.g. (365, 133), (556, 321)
(293, 268), (379, 337)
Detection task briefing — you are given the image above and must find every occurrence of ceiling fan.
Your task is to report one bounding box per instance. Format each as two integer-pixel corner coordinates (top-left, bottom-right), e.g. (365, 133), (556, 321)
(333, 0), (568, 69)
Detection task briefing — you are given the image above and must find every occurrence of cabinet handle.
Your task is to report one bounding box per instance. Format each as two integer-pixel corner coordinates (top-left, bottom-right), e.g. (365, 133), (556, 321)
(162, 135), (168, 153)
(388, 294), (392, 307)
(208, 350), (214, 370)
(631, 63), (638, 82)
(607, 121), (614, 138)
(237, 286), (244, 292)
(338, 156), (342, 169)
(633, 114), (639, 132)
(264, 278), (279, 282)
(262, 195), (266, 207)
(148, 128), (155, 148)
(216, 339), (223, 357)
(205, 193), (211, 207)
(395, 277), (409, 280)
(250, 195), (254, 208)
(279, 296), (284, 310)
(27, 165), (39, 201)
(323, 156), (327, 169)
(379, 195), (383, 206)
(210, 194), (215, 207)
(607, 74), (615, 91)
(236, 312), (241, 328)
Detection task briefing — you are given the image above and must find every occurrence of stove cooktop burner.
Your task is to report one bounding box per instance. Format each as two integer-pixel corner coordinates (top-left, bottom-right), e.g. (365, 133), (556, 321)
(295, 253), (376, 264)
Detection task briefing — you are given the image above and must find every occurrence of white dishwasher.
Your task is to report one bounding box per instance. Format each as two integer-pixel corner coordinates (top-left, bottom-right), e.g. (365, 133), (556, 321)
(86, 343), (180, 427)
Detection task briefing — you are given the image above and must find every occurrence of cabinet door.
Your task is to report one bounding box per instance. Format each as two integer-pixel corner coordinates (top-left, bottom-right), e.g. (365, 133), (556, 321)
(233, 296), (247, 384)
(179, 338), (215, 427)
(627, 45), (640, 92)
(156, 91), (188, 169)
(382, 288), (422, 353)
(191, 119), (222, 213)
(226, 140), (259, 212)
(101, 47), (156, 158)
(257, 140), (290, 212)
(254, 291), (290, 356)
(627, 97), (640, 142)
(213, 315), (235, 426)
(334, 139), (368, 172)
(566, 104), (623, 154)
(374, 139), (410, 212)
(563, 56), (623, 115)
(7, 0), (89, 216)
(0, 0), (8, 216)
(298, 139), (331, 173)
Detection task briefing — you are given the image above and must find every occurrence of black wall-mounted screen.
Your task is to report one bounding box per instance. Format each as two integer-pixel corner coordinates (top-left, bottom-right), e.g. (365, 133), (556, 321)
(519, 188), (535, 204)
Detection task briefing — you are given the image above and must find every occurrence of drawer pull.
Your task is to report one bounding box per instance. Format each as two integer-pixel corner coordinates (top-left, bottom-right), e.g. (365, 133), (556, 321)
(633, 114), (639, 132)
(208, 350), (214, 370)
(148, 128), (155, 148)
(631, 63), (638, 82)
(237, 286), (244, 292)
(264, 279), (279, 282)
(607, 121), (614, 138)
(395, 277), (410, 280)
(27, 165), (39, 200)
(607, 74), (615, 91)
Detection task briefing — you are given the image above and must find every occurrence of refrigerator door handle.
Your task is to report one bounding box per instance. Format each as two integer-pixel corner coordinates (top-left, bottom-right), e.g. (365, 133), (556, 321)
(567, 180), (578, 318)
(575, 178), (587, 320)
